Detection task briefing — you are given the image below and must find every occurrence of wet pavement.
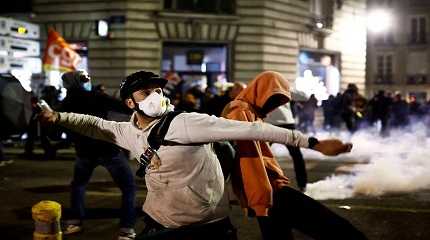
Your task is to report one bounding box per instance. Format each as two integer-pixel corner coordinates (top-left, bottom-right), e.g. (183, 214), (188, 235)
(1, 146), (429, 240)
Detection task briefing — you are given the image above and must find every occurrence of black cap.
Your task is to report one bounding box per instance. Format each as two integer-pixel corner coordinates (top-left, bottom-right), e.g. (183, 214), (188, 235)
(120, 71), (168, 100)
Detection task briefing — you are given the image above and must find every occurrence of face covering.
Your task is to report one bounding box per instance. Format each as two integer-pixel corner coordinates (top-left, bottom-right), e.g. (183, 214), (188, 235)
(137, 91), (173, 117)
(82, 82), (92, 91)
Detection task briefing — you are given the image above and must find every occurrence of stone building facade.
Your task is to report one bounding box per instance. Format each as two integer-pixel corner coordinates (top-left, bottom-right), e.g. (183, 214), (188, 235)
(367, 0), (430, 101)
(30, 0), (367, 96)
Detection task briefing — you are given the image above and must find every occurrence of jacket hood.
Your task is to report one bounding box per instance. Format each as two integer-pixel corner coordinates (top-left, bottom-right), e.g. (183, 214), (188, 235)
(235, 71), (291, 110)
(62, 70), (88, 90)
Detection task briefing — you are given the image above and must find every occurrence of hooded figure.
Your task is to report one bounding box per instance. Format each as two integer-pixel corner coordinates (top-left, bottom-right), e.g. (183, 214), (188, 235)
(222, 71), (292, 216)
(222, 71), (366, 240)
(62, 70), (91, 91)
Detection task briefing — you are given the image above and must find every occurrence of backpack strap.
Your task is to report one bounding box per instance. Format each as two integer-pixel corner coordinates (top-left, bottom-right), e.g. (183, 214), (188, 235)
(148, 110), (203, 148)
(136, 111), (185, 178)
(147, 110), (184, 150)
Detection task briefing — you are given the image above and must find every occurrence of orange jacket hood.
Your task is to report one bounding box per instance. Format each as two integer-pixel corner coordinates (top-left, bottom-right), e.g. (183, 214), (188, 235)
(235, 71), (291, 112)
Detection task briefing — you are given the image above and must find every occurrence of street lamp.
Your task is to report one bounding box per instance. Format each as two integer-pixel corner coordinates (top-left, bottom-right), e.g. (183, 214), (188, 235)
(96, 19), (109, 38)
(367, 9), (392, 33)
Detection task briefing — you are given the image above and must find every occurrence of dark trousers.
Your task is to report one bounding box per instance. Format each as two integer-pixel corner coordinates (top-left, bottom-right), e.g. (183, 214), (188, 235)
(258, 187), (367, 240)
(24, 114), (38, 156)
(342, 112), (357, 133)
(279, 124), (307, 190)
(0, 141), (4, 161)
(137, 213), (237, 240)
(70, 150), (136, 228)
(25, 124), (71, 159)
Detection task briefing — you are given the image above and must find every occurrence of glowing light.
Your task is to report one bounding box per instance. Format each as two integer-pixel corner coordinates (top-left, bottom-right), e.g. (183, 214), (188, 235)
(18, 26), (27, 34)
(97, 20), (109, 37)
(316, 22), (324, 29)
(21, 133), (28, 140)
(367, 9), (392, 33)
(61, 133), (68, 139)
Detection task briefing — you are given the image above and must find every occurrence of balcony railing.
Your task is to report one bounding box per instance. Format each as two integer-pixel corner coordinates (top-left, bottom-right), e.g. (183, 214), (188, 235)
(374, 37), (396, 46)
(374, 75), (393, 84)
(407, 74), (428, 84)
(370, 32), (430, 47)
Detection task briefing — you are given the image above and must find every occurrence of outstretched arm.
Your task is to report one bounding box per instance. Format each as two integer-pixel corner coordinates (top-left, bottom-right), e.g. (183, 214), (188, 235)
(39, 109), (132, 151)
(165, 112), (351, 156)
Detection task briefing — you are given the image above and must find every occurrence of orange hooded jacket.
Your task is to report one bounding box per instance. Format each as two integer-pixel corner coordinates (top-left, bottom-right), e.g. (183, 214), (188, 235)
(221, 71), (292, 216)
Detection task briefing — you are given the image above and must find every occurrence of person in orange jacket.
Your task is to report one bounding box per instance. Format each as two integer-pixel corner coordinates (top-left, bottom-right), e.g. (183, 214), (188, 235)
(222, 71), (366, 240)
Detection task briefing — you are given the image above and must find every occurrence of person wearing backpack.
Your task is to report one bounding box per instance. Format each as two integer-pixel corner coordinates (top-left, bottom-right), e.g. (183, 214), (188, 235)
(39, 70), (353, 239)
(222, 71), (367, 240)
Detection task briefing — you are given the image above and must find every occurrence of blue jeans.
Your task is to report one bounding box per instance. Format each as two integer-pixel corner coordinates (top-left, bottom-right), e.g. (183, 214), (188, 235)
(70, 151), (136, 228)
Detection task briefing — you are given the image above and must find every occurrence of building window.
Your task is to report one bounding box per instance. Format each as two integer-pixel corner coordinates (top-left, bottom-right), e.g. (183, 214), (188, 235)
(375, 54), (393, 84)
(406, 52), (428, 84)
(161, 42), (230, 97)
(164, 0), (236, 15)
(410, 16), (427, 44)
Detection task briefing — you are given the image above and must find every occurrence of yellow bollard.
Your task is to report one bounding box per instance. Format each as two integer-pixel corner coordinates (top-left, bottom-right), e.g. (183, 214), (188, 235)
(31, 200), (62, 240)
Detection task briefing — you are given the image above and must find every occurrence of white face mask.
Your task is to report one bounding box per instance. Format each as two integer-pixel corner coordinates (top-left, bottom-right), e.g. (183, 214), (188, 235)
(137, 91), (173, 117)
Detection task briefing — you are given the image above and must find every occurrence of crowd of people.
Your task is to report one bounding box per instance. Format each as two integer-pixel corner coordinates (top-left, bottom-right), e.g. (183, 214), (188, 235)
(31, 69), (367, 240)
(169, 79), (430, 137)
(5, 68), (403, 239)
(6, 71), (429, 164)
(318, 84), (430, 136)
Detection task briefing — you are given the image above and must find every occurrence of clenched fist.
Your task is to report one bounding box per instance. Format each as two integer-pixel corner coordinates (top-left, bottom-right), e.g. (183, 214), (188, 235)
(313, 139), (353, 156)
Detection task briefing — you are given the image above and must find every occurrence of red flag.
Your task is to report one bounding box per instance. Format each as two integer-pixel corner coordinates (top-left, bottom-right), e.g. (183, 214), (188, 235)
(42, 28), (81, 72)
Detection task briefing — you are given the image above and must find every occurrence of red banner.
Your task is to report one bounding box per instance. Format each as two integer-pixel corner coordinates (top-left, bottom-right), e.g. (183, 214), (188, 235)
(42, 28), (81, 72)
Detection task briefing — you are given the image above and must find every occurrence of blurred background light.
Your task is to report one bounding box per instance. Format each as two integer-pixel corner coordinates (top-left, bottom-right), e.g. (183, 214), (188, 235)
(367, 9), (392, 33)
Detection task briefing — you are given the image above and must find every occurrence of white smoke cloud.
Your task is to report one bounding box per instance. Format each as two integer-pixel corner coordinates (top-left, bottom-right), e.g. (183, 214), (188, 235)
(272, 123), (430, 200)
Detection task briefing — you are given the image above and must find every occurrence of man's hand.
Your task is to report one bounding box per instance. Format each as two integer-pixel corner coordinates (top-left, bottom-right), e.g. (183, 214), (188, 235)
(39, 109), (59, 125)
(313, 139), (352, 156)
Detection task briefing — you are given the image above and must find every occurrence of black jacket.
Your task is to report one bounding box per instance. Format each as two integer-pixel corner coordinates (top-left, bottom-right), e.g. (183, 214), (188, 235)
(60, 87), (132, 157)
